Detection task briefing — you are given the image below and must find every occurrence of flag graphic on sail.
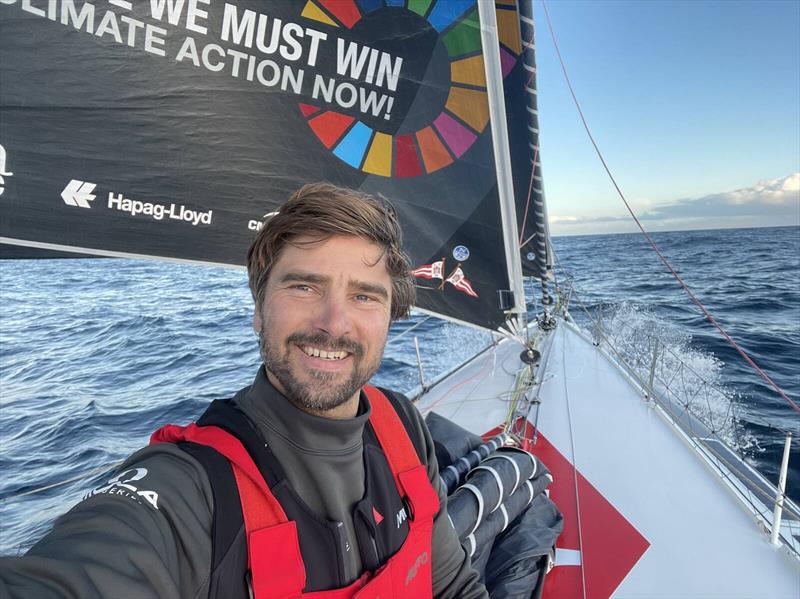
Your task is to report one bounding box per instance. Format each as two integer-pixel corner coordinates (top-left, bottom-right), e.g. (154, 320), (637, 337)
(445, 264), (479, 298)
(412, 259), (446, 281)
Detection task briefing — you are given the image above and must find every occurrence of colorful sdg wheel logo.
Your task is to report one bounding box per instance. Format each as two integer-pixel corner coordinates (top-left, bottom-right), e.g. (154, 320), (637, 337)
(298, 0), (522, 178)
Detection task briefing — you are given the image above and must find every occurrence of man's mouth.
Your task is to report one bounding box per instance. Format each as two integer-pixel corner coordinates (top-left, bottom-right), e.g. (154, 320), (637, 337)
(299, 345), (350, 361)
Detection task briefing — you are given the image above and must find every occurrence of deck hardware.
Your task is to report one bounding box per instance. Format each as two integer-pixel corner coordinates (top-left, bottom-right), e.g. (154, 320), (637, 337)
(770, 432), (793, 546)
(520, 348), (541, 365)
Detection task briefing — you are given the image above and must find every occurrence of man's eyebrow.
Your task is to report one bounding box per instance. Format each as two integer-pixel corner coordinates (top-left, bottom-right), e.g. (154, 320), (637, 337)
(278, 271), (330, 285)
(351, 280), (389, 300)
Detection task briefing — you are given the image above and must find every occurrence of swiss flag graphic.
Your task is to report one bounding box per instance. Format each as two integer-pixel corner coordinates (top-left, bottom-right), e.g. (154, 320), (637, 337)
(372, 506), (384, 526)
(483, 422), (650, 599)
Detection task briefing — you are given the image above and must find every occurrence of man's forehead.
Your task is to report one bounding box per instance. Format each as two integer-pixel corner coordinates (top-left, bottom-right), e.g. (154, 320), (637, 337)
(276, 235), (387, 266)
(268, 235), (391, 286)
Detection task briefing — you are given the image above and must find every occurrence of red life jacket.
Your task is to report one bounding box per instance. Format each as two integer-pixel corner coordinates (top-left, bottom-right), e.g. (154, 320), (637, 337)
(151, 385), (439, 599)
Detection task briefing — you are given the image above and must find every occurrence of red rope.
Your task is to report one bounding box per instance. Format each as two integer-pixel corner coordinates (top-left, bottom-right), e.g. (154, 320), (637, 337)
(539, 0), (799, 414)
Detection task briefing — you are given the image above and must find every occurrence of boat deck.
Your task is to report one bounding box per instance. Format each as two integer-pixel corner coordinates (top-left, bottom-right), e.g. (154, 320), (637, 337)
(415, 320), (800, 598)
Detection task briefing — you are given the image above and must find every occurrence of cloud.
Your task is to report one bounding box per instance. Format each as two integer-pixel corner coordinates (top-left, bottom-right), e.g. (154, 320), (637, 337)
(646, 173), (800, 218)
(549, 173), (800, 233)
(713, 173), (799, 205)
(549, 214), (629, 225)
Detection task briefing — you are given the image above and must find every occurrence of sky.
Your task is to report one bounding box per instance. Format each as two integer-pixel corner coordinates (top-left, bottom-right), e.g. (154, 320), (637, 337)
(530, 0), (800, 236)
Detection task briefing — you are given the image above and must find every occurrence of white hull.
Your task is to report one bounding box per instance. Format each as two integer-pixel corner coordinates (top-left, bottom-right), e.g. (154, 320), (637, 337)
(415, 319), (800, 598)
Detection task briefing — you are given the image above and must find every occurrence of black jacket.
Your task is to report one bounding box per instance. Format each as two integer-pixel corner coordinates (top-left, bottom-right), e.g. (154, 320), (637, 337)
(0, 368), (487, 599)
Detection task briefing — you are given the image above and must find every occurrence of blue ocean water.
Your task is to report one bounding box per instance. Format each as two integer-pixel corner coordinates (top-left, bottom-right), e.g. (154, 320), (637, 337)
(1, 226), (798, 554)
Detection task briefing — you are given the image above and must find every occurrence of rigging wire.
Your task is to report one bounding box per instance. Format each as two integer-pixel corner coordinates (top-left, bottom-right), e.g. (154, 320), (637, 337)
(551, 241), (751, 440)
(539, 0), (799, 415)
(0, 462), (122, 503)
(548, 249), (800, 538)
(386, 314), (432, 345)
(560, 325), (588, 599)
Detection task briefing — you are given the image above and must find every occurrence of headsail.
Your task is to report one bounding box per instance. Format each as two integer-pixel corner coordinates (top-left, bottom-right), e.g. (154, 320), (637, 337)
(0, 0), (540, 330)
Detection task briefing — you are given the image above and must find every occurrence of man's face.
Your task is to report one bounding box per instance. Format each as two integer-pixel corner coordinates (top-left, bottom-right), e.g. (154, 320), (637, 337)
(253, 235), (392, 417)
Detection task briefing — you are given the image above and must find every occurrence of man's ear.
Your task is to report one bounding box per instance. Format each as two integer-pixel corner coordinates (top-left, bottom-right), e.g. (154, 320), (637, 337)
(253, 307), (263, 333)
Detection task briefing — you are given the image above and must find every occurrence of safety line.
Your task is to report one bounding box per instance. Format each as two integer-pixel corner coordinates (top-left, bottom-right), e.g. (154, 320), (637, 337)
(0, 461), (121, 503)
(539, 0), (798, 414)
(387, 315), (432, 345)
(560, 324), (588, 599)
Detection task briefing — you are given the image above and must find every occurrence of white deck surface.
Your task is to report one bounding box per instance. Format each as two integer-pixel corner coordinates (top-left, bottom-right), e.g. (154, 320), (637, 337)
(415, 321), (800, 598)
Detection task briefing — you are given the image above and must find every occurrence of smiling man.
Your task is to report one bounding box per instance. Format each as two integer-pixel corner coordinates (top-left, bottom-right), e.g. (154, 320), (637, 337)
(254, 234), (392, 419)
(0, 184), (487, 599)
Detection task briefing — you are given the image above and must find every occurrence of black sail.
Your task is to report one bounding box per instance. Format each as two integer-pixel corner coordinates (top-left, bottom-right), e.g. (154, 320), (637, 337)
(0, 0), (538, 330)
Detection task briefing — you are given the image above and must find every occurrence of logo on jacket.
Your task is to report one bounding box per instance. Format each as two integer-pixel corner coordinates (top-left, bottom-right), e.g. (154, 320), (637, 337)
(84, 467), (160, 510)
(404, 551), (429, 586)
(395, 506), (407, 528)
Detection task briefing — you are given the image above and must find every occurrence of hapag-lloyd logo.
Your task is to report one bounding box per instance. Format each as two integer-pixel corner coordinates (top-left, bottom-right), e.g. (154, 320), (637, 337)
(108, 192), (212, 226)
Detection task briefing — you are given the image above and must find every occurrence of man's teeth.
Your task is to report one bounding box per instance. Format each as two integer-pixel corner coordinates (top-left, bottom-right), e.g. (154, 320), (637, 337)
(301, 346), (347, 360)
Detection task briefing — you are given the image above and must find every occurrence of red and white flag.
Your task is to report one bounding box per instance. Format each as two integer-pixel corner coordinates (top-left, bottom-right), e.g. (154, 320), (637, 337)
(446, 266), (478, 298)
(412, 260), (445, 280)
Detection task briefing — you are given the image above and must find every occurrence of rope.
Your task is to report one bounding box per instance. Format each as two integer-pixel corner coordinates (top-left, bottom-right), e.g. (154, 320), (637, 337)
(550, 256), (800, 556)
(539, 0), (798, 415)
(560, 324), (588, 599)
(0, 461), (121, 503)
(553, 251), (800, 491)
(387, 315), (431, 345)
(419, 350), (497, 416)
(551, 241), (748, 437)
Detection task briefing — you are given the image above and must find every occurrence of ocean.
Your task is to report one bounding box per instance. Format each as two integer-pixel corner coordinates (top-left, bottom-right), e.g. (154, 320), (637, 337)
(1, 225), (798, 554)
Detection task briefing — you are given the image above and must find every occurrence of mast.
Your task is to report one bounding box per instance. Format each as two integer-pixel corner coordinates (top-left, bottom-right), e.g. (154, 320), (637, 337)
(477, 0), (527, 320)
(518, 0), (554, 316)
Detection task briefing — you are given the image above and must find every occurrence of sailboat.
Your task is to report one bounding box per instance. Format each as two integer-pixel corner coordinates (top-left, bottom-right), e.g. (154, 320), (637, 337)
(1, 0), (798, 596)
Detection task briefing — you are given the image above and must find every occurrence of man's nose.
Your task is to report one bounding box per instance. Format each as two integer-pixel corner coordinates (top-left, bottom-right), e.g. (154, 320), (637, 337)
(312, 294), (352, 338)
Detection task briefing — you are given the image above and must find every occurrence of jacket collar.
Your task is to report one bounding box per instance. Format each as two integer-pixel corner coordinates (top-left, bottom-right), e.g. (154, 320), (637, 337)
(234, 365), (371, 455)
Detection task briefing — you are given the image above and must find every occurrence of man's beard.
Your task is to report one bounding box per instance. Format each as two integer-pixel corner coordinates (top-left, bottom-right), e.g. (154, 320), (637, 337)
(259, 329), (382, 414)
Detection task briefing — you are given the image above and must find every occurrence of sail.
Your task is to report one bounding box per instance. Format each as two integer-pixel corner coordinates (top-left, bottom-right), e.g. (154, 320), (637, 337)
(514, 0), (551, 284)
(0, 0), (537, 330)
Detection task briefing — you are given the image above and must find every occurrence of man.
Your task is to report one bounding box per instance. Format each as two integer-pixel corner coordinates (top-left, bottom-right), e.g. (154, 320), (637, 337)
(0, 183), (488, 598)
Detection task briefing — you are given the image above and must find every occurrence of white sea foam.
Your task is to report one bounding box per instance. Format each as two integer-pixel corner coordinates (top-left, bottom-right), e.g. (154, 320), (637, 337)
(582, 302), (760, 455)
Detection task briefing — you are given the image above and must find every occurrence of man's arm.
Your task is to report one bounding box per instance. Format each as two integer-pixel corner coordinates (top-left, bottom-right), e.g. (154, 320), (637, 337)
(384, 391), (489, 599)
(0, 443), (214, 599)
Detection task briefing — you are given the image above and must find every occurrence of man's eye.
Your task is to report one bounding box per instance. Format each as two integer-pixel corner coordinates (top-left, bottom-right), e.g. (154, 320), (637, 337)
(291, 284), (312, 292)
(355, 294), (374, 302)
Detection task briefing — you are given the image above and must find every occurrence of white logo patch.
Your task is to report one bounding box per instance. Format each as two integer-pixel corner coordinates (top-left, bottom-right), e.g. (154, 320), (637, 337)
(396, 506), (408, 528)
(84, 467), (159, 510)
(0, 144), (13, 197)
(61, 180), (97, 208)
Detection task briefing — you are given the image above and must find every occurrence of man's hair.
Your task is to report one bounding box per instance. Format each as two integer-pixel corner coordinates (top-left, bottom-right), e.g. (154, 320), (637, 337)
(247, 183), (415, 320)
